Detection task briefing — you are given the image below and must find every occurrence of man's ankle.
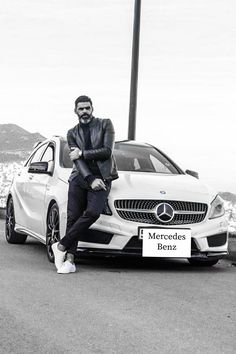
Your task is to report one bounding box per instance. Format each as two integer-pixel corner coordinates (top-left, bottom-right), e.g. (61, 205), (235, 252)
(57, 243), (66, 252)
(66, 253), (75, 264)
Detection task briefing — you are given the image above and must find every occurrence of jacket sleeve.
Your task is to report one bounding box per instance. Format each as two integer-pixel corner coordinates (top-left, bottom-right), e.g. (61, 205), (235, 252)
(67, 129), (93, 179)
(67, 128), (78, 150)
(83, 119), (115, 161)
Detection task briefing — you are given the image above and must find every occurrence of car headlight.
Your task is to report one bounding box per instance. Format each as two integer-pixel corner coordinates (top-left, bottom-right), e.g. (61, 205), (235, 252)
(208, 195), (225, 219)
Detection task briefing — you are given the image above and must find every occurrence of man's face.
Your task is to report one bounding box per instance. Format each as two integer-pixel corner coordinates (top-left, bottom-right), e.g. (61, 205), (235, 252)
(75, 101), (93, 123)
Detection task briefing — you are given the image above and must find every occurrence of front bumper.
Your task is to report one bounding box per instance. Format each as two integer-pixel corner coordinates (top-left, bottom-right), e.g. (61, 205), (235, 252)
(77, 232), (228, 259)
(76, 213), (228, 259)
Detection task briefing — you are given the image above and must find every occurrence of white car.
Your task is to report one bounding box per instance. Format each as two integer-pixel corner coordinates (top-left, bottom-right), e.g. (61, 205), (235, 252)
(5, 137), (228, 266)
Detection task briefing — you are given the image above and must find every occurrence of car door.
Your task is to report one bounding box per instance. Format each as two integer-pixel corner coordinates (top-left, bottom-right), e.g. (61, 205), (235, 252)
(13, 144), (46, 228)
(24, 143), (54, 236)
(13, 162), (32, 228)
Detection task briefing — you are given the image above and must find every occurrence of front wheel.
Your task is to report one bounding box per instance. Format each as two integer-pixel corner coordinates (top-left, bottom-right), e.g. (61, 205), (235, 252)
(5, 197), (27, 244)
(188, 258), (219, 267)
(46, 203), (60, 263)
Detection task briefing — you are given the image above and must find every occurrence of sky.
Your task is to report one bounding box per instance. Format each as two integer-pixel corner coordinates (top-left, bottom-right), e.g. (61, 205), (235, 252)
(0, 0), (236, 193)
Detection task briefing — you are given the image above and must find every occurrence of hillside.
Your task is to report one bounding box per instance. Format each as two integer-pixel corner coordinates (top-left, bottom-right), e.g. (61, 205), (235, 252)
(0, 124), (45, 162)
(0, 123), (45, 150)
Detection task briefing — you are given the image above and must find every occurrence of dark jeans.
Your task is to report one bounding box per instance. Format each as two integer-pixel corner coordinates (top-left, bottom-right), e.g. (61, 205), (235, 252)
(60, 175), (111, 255)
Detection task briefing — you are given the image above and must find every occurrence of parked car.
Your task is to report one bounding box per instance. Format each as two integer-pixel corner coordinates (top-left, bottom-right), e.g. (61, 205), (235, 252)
(5, 137), (228, 266)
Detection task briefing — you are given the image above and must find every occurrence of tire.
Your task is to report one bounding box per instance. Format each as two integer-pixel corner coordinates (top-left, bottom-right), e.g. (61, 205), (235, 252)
(46, 203), (60, 263)
(188, 258), (219, 267)
(5, 197), (27, 244)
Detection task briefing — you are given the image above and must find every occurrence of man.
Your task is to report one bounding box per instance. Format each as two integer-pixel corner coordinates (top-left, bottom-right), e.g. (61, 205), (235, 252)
(52, 95), (118, 274)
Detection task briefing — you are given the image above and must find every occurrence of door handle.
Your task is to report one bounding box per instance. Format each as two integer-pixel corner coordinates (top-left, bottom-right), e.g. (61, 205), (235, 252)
(29, 175), (34, 180)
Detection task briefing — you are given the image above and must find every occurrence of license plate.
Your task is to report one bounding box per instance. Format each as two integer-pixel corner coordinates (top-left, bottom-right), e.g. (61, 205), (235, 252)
(138, 227), (191, 258)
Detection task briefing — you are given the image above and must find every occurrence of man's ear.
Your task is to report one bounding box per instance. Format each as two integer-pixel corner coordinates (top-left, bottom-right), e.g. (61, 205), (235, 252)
(74, 108), (77, 114)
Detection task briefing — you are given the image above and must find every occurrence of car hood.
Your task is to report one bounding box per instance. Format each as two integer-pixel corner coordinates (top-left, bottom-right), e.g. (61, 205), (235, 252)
(110, 172), (216, 204)
(58, 170), (216, 204)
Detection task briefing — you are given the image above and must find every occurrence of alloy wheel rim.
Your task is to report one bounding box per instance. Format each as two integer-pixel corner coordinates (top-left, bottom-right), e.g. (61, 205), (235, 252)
(6, 200), (14, 239)
(47, 207), (60, 258)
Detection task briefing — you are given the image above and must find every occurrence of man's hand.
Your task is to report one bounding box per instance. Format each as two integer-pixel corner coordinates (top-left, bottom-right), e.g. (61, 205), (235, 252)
(69, 147), (82, 161)
(91, 178), (107, 191)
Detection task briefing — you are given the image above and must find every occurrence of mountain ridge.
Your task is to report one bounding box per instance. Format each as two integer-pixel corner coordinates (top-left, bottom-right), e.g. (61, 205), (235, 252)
(0, 123), (45, 151)
(0, 123), (46, 162)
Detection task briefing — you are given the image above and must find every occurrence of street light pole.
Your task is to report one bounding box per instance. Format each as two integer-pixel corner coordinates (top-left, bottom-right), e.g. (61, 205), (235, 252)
(128, 0), (141, 140)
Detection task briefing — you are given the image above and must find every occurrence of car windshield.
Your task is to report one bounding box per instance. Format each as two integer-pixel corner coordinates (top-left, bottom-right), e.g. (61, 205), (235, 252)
(114, 143), (180, 174)
(61, 140), (180, 174)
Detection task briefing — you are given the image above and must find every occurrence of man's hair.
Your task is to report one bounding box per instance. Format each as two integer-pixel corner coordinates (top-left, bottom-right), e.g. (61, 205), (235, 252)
(74, 95), (93, 108)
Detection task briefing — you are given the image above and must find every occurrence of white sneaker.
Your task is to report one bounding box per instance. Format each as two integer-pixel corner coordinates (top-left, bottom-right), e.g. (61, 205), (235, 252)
(52, 242), (66, 270)
(57, 260), (76, 274)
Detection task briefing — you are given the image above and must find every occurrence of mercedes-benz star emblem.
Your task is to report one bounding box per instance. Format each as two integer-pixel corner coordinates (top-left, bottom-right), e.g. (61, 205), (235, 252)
(155, 203), (174, 223)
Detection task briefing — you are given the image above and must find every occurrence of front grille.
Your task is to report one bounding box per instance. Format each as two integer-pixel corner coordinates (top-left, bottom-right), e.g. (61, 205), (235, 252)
(114, 199), (208, 225)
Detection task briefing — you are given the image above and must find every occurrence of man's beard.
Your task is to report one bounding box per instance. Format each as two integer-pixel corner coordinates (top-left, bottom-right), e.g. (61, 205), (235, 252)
(79, 113), (92, 124)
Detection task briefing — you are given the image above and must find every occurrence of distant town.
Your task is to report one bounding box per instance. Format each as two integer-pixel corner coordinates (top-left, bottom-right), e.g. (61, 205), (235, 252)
(0, 123), (44, 208)
(0, 162), (23, 208)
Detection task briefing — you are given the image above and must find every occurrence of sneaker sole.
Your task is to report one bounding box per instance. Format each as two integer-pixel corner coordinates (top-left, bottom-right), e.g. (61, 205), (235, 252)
(57, 269), (76, 274)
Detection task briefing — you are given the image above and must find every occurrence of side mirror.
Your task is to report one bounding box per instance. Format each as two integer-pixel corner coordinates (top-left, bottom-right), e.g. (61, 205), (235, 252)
(185, 169), (199, 179)
(28, 161), (53, 175)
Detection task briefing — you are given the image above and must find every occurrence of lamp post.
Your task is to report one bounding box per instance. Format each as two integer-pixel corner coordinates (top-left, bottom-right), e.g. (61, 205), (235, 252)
(128, 0), (141, 140)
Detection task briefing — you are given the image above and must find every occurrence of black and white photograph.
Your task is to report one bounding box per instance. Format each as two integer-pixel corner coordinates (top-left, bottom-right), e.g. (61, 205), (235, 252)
(0, 1), (235, 353)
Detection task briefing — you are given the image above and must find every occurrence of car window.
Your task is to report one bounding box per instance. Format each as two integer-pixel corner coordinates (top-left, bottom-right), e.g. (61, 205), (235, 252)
(114, 144), (180, 174)
(41, 145), (54, 163)
(59, 140), (180, 174)
(27, 144), (48, 165)
(150, 155), (174, 174)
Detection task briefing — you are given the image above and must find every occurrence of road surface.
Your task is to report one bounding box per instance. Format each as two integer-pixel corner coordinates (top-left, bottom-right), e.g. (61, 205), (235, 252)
(0, 219), (235, 354)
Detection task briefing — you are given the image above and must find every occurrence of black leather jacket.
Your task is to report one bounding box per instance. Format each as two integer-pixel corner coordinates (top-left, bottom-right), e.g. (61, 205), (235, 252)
(67, 117), (118, 181)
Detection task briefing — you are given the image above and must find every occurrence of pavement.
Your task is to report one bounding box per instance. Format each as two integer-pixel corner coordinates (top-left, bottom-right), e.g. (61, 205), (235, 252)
(1, 207), (235, 262)
(1, 217), (236, 354)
